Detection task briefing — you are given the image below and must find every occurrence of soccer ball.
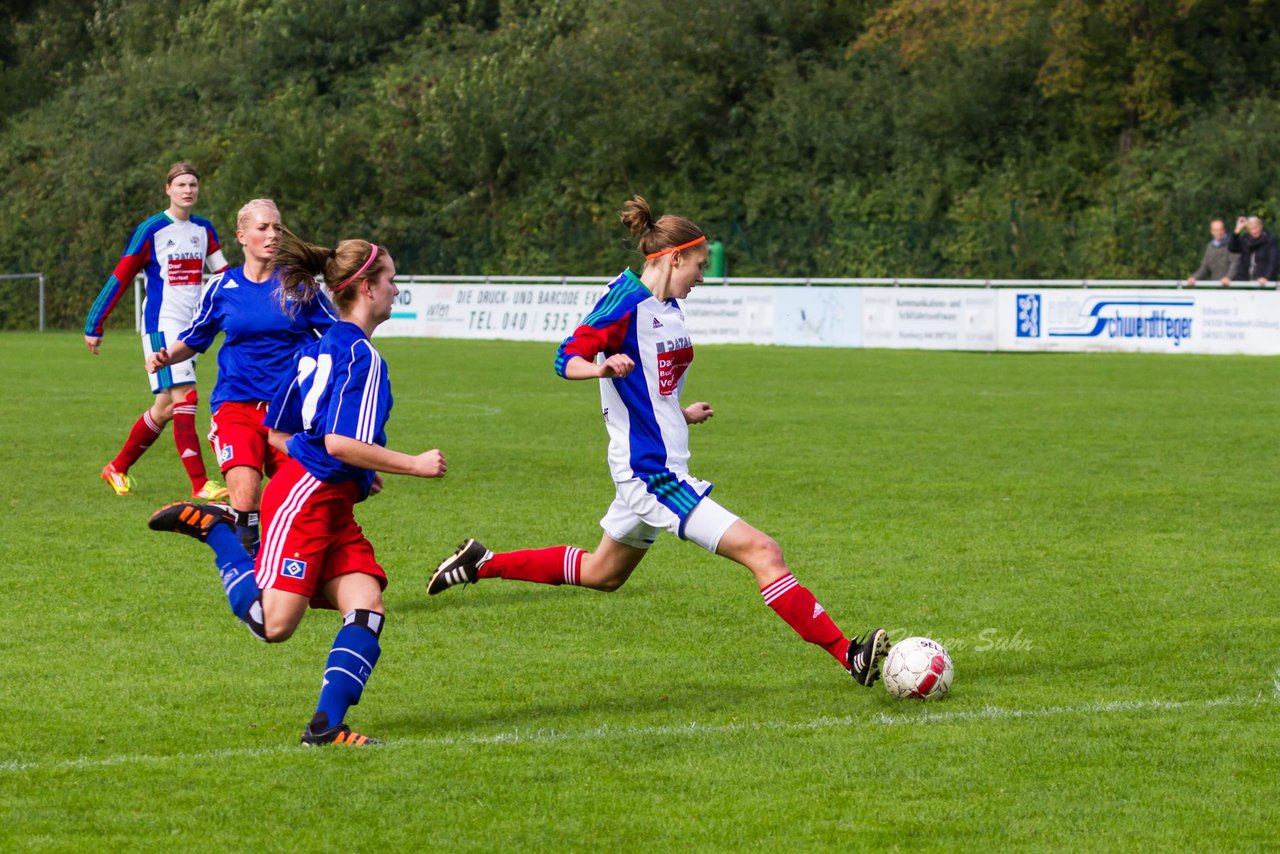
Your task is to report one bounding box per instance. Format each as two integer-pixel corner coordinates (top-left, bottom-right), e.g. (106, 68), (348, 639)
(882, 636), (953, 700)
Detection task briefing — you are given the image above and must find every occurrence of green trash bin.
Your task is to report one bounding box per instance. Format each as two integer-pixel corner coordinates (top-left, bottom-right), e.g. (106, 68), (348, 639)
(707, 239), (726, 281)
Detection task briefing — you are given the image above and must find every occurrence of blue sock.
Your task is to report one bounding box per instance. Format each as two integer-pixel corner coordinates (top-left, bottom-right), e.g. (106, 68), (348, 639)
(315, 610), (384, 729)
(207, 523), (261, 624)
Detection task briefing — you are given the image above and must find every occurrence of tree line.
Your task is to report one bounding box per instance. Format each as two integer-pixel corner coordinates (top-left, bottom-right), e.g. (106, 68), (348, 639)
(3, 0), (1280, 328)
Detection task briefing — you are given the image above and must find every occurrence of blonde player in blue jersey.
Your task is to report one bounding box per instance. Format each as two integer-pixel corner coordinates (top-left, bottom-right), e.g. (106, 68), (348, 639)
(431, 196), (891, 687)
(85, 160), (229, 500)
(147, 229), (447, 746)
(146, 199), (337, 553)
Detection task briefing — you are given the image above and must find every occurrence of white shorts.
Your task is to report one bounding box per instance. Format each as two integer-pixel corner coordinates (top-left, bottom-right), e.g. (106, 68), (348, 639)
(599, 476), (740, 553)
(142, 328), (197, 393)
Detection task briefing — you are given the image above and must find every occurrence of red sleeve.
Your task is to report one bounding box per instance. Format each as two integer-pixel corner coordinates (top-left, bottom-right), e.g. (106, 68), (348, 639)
(84, 240), (152, 336)
(555, 315), (630, 377)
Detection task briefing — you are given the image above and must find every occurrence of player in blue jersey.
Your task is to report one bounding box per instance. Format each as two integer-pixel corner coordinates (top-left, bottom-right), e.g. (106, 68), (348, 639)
(146, 199), (337, 554)
(430, 196), (890, 686)
(85, 161), (229, 501)
(147, 228), (446, 746)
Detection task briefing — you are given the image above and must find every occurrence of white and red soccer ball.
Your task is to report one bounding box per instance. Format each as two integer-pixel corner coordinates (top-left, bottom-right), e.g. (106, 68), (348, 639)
(882, 636), (953, 700)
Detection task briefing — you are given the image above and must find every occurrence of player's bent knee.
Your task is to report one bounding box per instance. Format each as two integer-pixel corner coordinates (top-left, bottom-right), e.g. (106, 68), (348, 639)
(263, 626), (295, 643)
(262, 616), (298, 643)
(587, 574), (628, 593)
(741, 533), (788, 583)
(744, 530), (784, 565)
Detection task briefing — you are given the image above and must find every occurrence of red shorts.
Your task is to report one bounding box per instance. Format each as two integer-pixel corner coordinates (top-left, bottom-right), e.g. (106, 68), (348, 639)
(254, 458), (386, 610)
(208, 401), (289, 477)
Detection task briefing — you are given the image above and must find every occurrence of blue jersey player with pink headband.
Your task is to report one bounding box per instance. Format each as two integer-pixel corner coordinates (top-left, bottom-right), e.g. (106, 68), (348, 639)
(147, 199), (337, 554)
(147, 228), (447, 747)
(430, 195), (891, 688)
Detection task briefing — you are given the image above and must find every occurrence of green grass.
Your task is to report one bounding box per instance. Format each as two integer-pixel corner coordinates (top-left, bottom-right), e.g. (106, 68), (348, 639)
(2, 331), (1278, 852)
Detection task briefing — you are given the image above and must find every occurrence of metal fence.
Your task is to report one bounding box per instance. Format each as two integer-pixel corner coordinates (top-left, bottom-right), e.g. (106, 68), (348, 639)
(0, 272), (46, 330)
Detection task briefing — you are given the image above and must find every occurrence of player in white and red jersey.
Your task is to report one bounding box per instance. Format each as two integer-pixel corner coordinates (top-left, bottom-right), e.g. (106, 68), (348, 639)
(148, 228), (447, 747)
(430, 196), (891, 687)
(84, 161), (229, 500)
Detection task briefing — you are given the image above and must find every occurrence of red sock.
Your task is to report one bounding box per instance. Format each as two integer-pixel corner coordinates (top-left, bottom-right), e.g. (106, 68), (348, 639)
(171, 392), (209, 489)
(761, 573), (850, 665)
(477, 546), (583, 585)
(111, 410), (165, 472)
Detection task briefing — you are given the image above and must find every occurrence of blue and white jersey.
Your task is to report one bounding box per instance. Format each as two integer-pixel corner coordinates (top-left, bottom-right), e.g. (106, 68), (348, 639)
(85, 212), (227, 336)
(179, 266), (337, 411)
(268, 321), (392, 500)
(264, 341), (314, 438)
(555, 269), (702, 502)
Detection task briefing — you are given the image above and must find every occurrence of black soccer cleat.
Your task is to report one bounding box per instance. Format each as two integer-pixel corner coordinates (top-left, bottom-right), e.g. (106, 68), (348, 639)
(147, 501), (234, 541)
(847, 628), (890, 687)
(427, 538), (492, 595)
(300, 712), (380, 747)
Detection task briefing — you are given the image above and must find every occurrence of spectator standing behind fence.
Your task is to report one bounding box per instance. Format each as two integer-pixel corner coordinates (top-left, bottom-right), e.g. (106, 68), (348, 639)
(1226, 216), (1279, 286)
(1186, 218), (1238, 287)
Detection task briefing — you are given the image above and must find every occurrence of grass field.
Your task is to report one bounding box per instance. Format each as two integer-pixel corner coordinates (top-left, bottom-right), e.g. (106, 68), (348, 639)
(2, 331), (1279, 851)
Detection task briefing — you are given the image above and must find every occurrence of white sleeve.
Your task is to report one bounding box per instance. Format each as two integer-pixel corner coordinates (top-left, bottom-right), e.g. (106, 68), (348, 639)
(205, 249), (229, 272)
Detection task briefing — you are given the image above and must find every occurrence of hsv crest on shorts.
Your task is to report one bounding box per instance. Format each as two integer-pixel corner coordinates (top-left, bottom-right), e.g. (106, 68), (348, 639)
(282, 558), (308, 579)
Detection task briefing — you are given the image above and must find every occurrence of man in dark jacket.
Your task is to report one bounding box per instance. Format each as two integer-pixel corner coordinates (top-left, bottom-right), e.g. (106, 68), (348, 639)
(1227, 216), (1278, 285)
(1187, 218), (1238, 286)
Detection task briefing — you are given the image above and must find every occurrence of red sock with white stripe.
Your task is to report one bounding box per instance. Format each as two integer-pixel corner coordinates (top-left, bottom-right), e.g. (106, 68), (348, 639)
(477, 546), (583, 585)
(761, 573), (850, 665)
(171, 391), (209, 489)
(111, 410), (165, 473)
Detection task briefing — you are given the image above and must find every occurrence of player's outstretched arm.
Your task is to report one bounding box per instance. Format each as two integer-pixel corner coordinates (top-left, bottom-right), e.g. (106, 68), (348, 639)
(324, 434), (447, 478)
(562, 353), (634, 380)
(683, 402), (714, 424)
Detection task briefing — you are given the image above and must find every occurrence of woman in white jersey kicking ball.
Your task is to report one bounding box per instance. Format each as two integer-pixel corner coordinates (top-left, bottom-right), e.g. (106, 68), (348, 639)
(429, 195), (889, 686)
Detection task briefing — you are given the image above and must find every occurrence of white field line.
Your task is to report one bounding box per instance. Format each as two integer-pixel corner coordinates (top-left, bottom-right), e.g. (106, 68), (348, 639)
(2, 693), (1274, 775)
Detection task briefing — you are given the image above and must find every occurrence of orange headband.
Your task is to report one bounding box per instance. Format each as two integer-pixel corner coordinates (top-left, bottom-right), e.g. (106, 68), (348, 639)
(645, 235), (707, 260)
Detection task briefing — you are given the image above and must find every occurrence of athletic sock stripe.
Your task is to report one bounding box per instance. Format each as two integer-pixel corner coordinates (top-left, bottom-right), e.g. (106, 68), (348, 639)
(143, 412), (162, 433)
(224, 570), (255, 596)
(760, 573), (796, 598)
(323, 666), (368, 687)
(763, 578), (798, 604)
(564, 547), (583, 585)
(332, 647), (374, 670)
(761, 575), (798, 605)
